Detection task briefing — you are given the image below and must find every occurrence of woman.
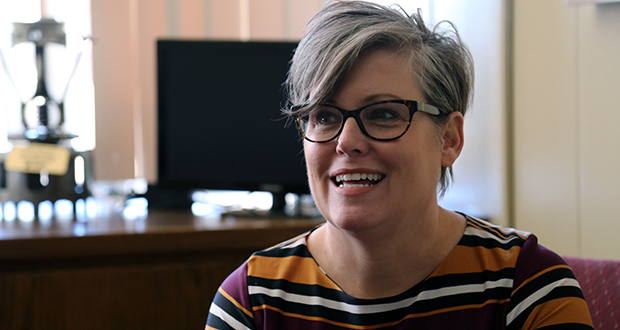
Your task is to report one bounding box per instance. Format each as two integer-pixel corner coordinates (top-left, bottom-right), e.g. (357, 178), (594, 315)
(206, 1), (593, 329)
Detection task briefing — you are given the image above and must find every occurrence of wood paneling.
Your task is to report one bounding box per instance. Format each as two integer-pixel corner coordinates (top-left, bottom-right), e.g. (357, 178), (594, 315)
(288, 0), (325, 40)
(179, 0), (208, 38)
(0, 210), (323, 329)
(136, 0), (167, 182)
(249, 0), (286, 40)
(91, 0), (137, 180)
(0, 258), (241, 329)
(211, 0), (244, 39)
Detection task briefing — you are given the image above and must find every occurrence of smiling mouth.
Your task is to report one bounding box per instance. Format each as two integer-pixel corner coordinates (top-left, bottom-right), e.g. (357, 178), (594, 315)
(333, 173), (385, 188)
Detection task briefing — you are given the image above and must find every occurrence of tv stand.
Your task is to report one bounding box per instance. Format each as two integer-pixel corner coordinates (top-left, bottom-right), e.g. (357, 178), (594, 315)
(143, 186), (317, 218)
(222, 191), (314, 218)
(141, 184), (193, 210)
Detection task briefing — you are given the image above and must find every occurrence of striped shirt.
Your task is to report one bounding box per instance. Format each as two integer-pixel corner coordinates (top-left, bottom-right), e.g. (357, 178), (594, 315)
(206, 215), (593, 329)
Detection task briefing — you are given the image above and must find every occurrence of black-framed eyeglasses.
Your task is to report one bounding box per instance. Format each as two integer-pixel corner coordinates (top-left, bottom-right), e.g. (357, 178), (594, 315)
(294, 99), (443, 143)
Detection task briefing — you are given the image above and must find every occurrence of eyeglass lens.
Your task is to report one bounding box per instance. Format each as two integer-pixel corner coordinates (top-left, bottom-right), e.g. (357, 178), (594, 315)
(299, 102), (411, 142)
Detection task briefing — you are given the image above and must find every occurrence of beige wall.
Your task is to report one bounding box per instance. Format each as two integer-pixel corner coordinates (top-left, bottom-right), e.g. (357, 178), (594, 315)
(433, 1), (509, 227)
(513, 0), (620, 259)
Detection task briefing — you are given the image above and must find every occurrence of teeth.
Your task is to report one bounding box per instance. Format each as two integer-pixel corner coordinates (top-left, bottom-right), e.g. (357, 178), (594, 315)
(334, 173), (383, 183)
(341, 183), (372, 188)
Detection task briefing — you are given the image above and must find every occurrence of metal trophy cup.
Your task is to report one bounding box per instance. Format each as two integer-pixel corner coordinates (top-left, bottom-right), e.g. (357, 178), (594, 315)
(0, 18), (93, 220)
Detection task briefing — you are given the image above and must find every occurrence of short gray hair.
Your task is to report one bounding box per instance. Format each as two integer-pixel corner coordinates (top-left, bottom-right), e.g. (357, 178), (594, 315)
(284, 0), (474, 196)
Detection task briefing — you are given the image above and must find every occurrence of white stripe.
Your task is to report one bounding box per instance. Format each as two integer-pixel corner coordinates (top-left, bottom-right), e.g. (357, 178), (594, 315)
(209, 303), (251, 330)
(281, 236), (307, 249)
(506, 278), (581, 325)
(249, 278), (513, 315)
(464, 227), (527, 245)
(469, 220), (531, 239)
(415, 278), (513, 302)
(265, 233), (308, 251)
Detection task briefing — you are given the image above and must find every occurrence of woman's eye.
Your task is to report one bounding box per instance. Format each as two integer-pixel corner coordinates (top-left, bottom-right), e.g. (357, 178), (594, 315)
(368, 108), (401, 121)
(313, 111), (338, 125)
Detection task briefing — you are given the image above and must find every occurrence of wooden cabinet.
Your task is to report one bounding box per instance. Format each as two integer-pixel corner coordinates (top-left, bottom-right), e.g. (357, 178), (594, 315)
(0, 210), (323, 329)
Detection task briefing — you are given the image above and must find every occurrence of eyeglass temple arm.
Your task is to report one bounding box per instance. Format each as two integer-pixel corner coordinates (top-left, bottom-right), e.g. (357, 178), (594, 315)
(417, 102), (442, 116)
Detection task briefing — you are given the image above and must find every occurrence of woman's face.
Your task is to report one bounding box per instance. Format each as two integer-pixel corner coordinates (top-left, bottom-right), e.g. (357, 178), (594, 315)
(304, 48), (461, 234)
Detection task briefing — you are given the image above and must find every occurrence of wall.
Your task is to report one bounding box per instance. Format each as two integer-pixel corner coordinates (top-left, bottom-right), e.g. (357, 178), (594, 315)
(513, 0), (620, 259)
(433, 0), (509, 226)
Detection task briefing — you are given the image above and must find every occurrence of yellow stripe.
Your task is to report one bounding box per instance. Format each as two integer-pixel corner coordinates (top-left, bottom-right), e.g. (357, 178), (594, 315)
(512, 264), (572, 293)
(248, 254), (342, 291)
(520, 296), (593, 328)
(219, 287), (254, 319)
(467, 217), (529, 240)
(431, 244), (522, 277)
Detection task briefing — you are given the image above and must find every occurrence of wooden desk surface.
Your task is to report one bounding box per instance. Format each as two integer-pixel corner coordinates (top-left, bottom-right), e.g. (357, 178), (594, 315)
(0, 204), (324, 330)
(0, 206), (324, 263)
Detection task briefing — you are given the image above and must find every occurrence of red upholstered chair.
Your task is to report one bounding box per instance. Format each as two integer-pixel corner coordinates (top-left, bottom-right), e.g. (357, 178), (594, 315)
(564, 256), (620, 330)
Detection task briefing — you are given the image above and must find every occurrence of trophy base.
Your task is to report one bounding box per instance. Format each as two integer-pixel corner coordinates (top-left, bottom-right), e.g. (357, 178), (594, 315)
(0, 149), (93, 219)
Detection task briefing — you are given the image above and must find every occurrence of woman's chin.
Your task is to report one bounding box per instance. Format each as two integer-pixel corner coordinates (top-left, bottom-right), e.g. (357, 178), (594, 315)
(325, 208), (384, 234)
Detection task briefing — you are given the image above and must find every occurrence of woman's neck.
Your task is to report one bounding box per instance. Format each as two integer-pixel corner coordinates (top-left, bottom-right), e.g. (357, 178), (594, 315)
(308, 208), (466, 299)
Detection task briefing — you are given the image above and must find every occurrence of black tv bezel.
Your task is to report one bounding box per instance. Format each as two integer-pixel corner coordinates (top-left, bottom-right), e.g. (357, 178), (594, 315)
(155, 39), (309, 198)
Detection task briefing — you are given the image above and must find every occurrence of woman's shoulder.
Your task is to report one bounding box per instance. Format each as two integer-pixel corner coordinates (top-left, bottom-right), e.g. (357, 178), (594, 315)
(459, 214), (566, 268)
(461, 214), (532, 247)
(439, 214), (564, 277)
(215, 227), (321, 303)
(245, 226), (323, 278)
(252, 226), (315, 258)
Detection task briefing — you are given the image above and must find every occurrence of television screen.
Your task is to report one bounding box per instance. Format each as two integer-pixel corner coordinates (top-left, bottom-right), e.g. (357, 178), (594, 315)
(156, 40), (308, 211)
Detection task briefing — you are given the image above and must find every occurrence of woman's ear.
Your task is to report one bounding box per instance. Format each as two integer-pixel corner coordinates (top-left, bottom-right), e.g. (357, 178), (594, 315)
(440, 111), (464, 167)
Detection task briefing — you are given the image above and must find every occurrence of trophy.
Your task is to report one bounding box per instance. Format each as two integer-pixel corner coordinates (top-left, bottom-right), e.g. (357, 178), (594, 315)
(12, 18), (75, 142)
(0, 18), (93, 220)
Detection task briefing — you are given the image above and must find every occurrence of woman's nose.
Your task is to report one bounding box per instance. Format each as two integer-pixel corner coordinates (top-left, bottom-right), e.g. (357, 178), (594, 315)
(336, 118), (369, 155)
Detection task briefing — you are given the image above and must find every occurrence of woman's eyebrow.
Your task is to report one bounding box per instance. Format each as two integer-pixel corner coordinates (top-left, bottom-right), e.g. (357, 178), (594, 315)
(325, 93), (403, 107)
(362, 93), (403, 103)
